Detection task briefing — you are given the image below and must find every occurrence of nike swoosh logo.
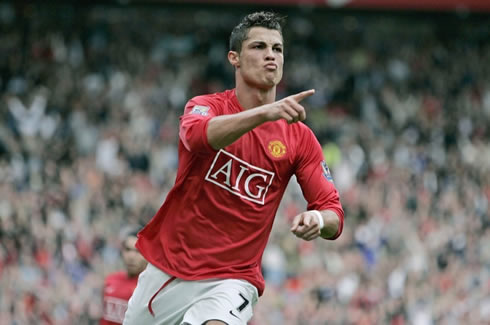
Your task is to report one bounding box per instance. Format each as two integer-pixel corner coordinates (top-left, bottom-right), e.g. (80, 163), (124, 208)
(229, 310), (239, 319)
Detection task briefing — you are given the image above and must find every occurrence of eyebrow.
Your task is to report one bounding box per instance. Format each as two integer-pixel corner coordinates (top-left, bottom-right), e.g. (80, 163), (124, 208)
(248, 41), (283, 47)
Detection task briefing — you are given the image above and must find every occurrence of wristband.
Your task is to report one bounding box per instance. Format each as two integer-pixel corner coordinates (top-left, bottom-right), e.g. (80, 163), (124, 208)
(311, 210), (324, 229)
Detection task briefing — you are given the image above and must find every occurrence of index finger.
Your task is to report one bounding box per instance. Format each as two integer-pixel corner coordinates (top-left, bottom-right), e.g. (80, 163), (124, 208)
(290, 214), (303, 232)
(290, 89), (315, 102)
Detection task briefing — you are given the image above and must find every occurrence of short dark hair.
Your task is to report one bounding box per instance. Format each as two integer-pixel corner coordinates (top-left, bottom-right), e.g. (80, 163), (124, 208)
(121, 225), (142, 241)
(229, 11), (285, 53)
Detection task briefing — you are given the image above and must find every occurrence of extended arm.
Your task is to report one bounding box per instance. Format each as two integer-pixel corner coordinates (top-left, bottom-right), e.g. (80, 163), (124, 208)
(206, 106), (269, 149)
(206, 89), (314, 150)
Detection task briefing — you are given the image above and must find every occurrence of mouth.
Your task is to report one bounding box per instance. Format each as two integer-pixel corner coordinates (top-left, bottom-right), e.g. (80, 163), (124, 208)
(126, 263), (138, 269)
(264, 63), (277, 71)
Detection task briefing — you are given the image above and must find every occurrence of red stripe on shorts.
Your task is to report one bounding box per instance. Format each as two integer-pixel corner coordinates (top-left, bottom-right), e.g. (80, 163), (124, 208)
(148, 276), (177, 317)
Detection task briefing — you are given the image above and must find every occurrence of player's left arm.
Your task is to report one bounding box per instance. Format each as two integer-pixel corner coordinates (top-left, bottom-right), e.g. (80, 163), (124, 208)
(292, 127), (344, 241)
(291, 209), (341, 241)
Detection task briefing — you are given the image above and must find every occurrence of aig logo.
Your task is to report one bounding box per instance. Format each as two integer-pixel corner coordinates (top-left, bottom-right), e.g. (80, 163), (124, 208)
(205, 150), (275, 205)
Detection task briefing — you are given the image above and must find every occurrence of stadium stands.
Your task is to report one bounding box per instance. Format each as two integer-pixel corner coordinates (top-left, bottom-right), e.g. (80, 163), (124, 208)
(0, 2), (488, 324)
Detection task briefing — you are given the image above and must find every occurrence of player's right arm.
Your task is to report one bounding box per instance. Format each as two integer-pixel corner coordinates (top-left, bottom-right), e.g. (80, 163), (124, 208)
(206, 89), (315, 149)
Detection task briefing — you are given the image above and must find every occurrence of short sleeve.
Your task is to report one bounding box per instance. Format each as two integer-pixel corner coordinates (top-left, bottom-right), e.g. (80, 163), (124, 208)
(179, 96), (219, 153)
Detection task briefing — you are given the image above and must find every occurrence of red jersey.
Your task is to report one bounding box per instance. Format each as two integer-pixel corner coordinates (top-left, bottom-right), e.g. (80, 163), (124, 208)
(136, 89), (344, 295)
(100, 271), (138, 325)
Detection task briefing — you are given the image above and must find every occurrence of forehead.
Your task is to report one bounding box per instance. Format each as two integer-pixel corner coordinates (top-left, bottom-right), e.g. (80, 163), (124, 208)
(124, 236), (138, 247)
(244, 27), (283, 45)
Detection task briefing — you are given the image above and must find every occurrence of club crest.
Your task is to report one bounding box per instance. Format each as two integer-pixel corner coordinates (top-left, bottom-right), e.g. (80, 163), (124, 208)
(268, 140), (286, 158)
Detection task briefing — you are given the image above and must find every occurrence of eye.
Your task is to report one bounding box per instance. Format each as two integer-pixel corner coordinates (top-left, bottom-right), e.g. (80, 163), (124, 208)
(274, 47), (283, 53)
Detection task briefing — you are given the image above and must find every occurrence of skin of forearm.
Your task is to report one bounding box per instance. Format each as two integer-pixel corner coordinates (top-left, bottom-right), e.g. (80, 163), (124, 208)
(319, 209), (340, 239)
(206, 106), (269, 150)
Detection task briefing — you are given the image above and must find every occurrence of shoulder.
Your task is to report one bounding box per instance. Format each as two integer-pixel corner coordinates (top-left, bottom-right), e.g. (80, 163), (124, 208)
(188, 89), (232, 106)
(288, 121), (316, 138)
(184, 89), (234, 115)
(288, 122), (322, 160)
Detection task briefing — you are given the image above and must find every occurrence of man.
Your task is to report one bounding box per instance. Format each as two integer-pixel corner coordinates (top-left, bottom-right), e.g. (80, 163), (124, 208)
(124, 11), (344, 325)
(101, 228), (147, 325)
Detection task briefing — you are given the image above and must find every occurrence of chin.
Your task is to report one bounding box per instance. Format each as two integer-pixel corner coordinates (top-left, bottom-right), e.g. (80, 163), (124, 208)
(261, 78), (279, 88)
(257, 84), (275, 91)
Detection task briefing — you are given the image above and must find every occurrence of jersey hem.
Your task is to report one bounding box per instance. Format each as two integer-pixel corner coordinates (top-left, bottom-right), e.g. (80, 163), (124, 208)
(136, 242), (264, 296)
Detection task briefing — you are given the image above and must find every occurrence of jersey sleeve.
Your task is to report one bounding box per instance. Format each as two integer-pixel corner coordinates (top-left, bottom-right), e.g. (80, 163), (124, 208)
(179, 96), (219, 154)
(294, 128), (344, 240)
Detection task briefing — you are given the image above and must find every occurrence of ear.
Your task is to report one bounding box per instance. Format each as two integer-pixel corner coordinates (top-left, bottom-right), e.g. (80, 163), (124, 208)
(228, 51), (240, 68)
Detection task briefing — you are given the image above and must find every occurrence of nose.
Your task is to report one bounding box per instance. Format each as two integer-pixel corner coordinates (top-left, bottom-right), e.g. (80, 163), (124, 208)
(265, 47), (275, 61)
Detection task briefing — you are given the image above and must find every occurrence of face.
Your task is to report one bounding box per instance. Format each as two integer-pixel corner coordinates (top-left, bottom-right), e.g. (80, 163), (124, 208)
(229, 26), (284, 89)
(121, 236), (147, 277)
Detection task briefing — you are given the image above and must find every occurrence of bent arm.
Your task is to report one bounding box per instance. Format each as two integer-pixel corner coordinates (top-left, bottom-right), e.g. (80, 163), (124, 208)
(293, 128), (344, 241)
(290, 208), (344, 241)
(319, 209), (343, 239)
(207, 89), (315, 150)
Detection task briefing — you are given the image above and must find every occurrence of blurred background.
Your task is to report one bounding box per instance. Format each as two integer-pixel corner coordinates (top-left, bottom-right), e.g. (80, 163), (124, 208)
(0, 0), (489, 324)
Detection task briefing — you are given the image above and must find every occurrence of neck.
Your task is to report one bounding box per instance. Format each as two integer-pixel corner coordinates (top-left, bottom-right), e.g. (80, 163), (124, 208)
(235, 78), (276, 110)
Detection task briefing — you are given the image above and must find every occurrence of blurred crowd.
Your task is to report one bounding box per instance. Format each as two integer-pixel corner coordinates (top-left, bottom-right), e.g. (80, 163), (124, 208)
(0, 2), (489, 324)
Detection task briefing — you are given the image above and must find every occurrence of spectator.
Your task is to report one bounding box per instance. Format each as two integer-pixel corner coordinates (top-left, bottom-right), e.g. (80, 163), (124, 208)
(101, 226), (147, 325)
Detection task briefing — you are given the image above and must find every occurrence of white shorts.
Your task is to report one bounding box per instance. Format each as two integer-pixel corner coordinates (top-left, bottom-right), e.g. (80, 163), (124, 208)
(123, 263), (258, 325)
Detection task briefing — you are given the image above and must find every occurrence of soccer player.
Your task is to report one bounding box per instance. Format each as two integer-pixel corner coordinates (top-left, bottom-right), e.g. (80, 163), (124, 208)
(101, 228), (147, 325)
(124, 11), (344, 325)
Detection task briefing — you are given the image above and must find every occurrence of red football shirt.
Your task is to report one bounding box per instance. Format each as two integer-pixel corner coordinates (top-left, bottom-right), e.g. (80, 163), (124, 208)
(136, 89), (344, 295)
(100, 271), (138, 325)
